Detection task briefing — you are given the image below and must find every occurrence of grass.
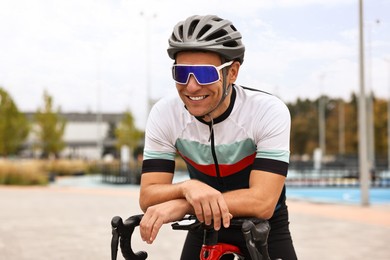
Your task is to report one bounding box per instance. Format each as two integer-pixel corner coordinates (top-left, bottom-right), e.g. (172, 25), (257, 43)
(0, 156), (189, 186)
(0, 159), (48, 185)
(0, 159), (92, 185)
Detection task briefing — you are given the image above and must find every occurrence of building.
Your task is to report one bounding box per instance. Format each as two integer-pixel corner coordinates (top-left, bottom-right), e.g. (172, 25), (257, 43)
(24, 112), (124, 159)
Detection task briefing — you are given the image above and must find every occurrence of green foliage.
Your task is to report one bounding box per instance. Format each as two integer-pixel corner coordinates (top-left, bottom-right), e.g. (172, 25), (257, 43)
(287, 94), (388, 159)
(34, 90), (66, 158)
(115, 110), (144, 153)
(0, 87), (30, 156)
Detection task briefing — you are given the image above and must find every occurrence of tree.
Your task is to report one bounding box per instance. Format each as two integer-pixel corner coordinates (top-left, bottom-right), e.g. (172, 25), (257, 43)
(0, 87), (29, 156)
(115, 110), (144, 157)
(34, 90), (66, 158)
(288, 98), (319, 156)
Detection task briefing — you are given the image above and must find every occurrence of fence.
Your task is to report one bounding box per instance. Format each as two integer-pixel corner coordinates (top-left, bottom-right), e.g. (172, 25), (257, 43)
(286, 167), (390, 188)
(100, 162), (390, 188)
(101, 163), (141, 185)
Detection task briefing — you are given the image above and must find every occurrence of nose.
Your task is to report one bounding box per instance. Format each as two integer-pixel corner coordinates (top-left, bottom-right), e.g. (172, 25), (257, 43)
(186, 75), (202, 92)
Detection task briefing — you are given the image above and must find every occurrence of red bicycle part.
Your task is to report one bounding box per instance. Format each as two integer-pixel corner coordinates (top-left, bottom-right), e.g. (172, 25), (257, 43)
(200, 243), (243, 260)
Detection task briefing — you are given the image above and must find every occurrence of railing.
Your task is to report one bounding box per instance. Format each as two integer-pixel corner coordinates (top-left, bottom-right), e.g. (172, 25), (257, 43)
(100, 162), (390, 188)
(101, 163), (141, 185)
(286, 167), (390, 188)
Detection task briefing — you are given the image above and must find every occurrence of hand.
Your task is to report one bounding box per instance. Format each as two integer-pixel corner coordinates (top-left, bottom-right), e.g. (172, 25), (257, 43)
(181, 180), (232, 230)
(139, 199), (188, 244)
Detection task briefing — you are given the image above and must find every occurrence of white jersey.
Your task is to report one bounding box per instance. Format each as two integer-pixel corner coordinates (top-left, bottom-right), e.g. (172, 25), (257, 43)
(142, 84), (290, 194)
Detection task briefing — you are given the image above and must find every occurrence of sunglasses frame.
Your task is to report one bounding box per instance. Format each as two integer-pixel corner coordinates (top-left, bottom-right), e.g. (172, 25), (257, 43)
(172, 61), (233, 85)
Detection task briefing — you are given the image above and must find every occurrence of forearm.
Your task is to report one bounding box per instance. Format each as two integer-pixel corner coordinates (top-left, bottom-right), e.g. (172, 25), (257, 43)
(140, 181), (185, 212)
(223, 188), (277, 219)
(223, 171), (286, 220)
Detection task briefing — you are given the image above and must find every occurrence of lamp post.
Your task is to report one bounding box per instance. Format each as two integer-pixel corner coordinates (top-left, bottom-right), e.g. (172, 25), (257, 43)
(318, 74), (326, 169)
(366, 19), (380, 176)
(358, 0), (370, 206)
(140, 12), (157, 116)
(96, 47), (103, 160)
(385, 58), (390, 171)
(338, 99), (345, 156)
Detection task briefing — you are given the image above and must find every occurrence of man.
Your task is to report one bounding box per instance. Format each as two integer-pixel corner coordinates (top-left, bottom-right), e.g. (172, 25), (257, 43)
(139, 14), (297, 259)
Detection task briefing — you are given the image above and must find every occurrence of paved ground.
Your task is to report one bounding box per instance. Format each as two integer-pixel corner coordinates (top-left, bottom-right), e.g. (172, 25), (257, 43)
(0, 184), (389, 260)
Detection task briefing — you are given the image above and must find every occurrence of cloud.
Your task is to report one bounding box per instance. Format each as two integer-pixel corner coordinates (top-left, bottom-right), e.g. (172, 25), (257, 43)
(0, 0), (389, 129)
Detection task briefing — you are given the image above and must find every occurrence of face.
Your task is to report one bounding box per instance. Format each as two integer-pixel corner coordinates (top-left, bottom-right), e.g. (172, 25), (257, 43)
(175, 52), (239, 119)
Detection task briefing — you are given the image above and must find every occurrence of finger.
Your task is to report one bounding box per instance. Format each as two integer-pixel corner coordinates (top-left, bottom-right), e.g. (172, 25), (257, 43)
(141, 212), (160, 244)
(217, 197), (231, 228)
(192, 202), (204, 223)
(140, 214), (154, 242)
(202, 202), (213, 226)
(209, 200), (221, 230)
(148, 218), (163, 244)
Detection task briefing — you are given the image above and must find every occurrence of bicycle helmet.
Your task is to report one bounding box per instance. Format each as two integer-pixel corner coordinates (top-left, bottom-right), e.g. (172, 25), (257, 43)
(167, 15), (245, 64)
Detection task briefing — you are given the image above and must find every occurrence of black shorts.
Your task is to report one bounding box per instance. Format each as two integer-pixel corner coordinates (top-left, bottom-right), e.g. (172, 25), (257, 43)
(180, 205), (297, 260)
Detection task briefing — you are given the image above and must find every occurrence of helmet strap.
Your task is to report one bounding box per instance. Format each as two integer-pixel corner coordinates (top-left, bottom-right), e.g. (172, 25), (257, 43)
(196, 64), (232, 142)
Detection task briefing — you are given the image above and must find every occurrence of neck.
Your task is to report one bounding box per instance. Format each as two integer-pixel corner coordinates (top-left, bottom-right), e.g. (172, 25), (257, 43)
(201, 85), (232, 122)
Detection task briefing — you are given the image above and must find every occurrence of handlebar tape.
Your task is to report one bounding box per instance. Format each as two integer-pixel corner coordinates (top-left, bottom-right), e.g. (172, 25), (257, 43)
(111, 215), (148, 260)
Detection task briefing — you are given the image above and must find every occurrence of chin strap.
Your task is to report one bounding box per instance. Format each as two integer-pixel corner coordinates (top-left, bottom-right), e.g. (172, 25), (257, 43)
(203, 65), (231, 115)
(199, 63), (232, 142)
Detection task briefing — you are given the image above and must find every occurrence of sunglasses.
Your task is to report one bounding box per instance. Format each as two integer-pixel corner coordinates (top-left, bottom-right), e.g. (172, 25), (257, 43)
(172, 61), (233, 85)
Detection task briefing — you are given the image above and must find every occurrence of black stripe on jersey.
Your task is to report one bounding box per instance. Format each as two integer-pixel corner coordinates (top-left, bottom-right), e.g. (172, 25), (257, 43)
(142, 159), (175, 174)
(252, 158), (288, 177)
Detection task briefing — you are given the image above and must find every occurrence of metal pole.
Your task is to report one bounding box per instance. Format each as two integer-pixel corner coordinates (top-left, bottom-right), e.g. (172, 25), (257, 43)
(385, 59), (390, 171)
(319, 96), (326, 163)
(366, 20), (380, 176)
(96, 48), (103, 160)
(318, 74), (326, 168)
(338, 100), (345, 156)
(140, 12), (157, 116)
(358, 0), (370, 206)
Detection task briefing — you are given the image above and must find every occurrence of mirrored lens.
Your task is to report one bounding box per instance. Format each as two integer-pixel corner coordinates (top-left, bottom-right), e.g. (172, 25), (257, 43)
(172, 65), (220, 85)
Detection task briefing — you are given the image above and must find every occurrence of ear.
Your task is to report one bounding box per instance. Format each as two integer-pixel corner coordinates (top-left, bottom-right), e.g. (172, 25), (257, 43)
(228, 61), (240, 84)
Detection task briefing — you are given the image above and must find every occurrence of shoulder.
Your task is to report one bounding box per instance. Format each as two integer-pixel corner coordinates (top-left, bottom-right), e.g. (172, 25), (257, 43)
(148, 94), (185, 123)
(146, 94), (193, 135)
(234, 85), (290, 118)
(151, 94), (183, 113)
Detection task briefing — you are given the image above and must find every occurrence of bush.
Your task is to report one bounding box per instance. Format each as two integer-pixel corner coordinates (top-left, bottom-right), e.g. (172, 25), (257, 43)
(0, 160), (48, 185)
(43, 159), (90, 176)
(0, 159), (94, 185)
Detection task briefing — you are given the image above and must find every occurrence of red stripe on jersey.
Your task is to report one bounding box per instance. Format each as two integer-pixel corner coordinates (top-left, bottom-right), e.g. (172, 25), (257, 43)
(179, 152), (256, 177)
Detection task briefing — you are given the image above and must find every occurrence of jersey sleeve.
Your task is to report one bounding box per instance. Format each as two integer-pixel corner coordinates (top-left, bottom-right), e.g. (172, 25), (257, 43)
(142, 98), (177, 173)
(252, 97), (291, 176)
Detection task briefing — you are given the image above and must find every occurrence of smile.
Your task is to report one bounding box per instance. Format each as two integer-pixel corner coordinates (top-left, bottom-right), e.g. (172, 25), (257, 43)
(188, 95), (207, 101)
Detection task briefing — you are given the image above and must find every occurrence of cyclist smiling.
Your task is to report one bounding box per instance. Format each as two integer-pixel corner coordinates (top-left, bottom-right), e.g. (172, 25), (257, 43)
(139, 14), (297, 260)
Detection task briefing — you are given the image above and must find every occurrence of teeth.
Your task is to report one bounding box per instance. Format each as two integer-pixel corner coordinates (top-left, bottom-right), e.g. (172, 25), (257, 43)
(189, 96), (206, 101)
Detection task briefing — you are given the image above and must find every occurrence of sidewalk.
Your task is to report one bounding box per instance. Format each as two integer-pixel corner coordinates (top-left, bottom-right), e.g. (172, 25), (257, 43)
(0, 185), (389, 260)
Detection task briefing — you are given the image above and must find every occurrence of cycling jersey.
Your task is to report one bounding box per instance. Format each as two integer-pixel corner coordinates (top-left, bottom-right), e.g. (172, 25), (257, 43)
(142, 84), (291, 206)
(142, 84), (296, 259)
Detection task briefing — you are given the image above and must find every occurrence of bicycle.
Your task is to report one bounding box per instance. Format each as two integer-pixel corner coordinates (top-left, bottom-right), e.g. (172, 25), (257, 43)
(111, 214), (271, 260)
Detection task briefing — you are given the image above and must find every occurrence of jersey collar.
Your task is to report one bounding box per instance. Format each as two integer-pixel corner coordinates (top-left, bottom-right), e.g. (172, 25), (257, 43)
(195, 84), (237, 125)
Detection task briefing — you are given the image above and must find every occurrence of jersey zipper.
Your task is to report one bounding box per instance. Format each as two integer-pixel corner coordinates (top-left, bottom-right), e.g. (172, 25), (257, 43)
(209, 124), (224, 187)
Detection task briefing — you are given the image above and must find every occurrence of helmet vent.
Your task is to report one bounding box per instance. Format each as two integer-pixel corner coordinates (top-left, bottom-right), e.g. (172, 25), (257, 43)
(223, 40), (239, 48)
(188, 20), (200, 38)
(205, 29), (228, 42)
(197, 24), (211, 39)
(178, 25), (184, 40)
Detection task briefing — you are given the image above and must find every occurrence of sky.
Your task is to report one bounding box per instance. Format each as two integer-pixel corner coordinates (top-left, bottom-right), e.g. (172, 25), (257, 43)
(0, 0), (389, 129)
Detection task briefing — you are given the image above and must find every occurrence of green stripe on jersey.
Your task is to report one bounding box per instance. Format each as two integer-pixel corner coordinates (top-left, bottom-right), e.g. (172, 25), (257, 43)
(176, 138), (256, 165)
(256, 150), (290, 163)
(144, 150), (176, 161)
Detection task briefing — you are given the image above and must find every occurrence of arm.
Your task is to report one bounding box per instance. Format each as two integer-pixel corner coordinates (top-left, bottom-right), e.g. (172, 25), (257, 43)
(223, 169), (286, 220)
(139, 171), (231, 243)
(139, 172), (183, 212)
